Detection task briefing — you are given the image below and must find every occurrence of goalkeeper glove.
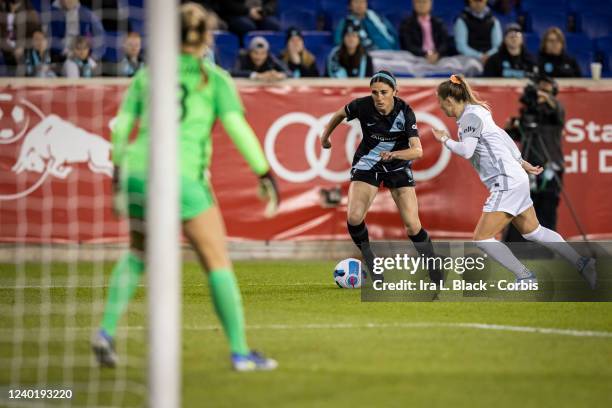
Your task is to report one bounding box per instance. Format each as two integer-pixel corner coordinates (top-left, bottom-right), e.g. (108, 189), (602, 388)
(258, 171), (280, 218)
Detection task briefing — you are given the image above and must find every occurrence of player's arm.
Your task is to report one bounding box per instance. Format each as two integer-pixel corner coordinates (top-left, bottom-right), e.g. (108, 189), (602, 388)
(111, 70), (143, 168)
(432, 113), (482, 159)
(381, 109), (423, 161)
(216, 71), (279, 216)
(320, 106), (347, 149)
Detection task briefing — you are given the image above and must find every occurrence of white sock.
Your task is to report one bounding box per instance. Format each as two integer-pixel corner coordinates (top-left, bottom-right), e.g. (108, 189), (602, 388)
(475, 238), (532, 279)
(522, 225), (581, 267)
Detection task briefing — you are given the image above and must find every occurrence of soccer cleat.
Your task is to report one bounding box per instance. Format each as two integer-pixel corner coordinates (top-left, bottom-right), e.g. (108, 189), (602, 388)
(360, 243), (382, 283)
(513, 272), (537, 290)
(577, 257), (597, 289)
(231, 350), (278, 372)
(92, 329), (118, 368)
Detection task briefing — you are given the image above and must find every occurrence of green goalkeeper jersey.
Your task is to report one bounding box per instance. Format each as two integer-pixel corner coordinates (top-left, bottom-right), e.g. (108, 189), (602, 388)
(111, 53), (268, 181)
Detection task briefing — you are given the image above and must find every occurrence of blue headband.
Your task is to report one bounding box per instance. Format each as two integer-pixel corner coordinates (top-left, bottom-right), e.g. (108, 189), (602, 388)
(371, 72), (396, 88)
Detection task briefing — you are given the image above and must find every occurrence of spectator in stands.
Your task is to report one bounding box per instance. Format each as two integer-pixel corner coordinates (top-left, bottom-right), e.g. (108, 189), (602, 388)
(538, 27), (582, 78)
(62, 35), (99, 77)
(454, 0), (502, 66)
(117, 32), (143, 77)
(279, 27), (319, 78)
(399, 0), (451, 63)
(47, 0), (106, 61)
(218, 0), (280, 44)
(335, 0), (399, 51)
(23, 29), (60, 77)
(0, 0), (41, 76)
(327, 19), (373, 78)
(483, 23), (535, 78)
(233, 35), (288, 81)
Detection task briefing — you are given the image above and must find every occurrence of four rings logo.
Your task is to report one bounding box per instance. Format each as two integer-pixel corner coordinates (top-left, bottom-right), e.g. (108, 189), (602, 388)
(264, 111), (451, 183)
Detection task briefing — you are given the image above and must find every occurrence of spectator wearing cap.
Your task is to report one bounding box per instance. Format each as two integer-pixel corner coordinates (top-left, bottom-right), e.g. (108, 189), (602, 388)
(233, 35), (289, 81)
(218, 0), (280, 45)
(62, 35), (99, 77)
(279, 27), (319, 78)
(399, 0), (451, 64)
(454, 0), (502, 65)
(483, 23), (535, 78)
(47, 0), (106, 61)
(538, 27), (581, 78)
(334, 0), (399, 51)
(327, 19), (373, 78)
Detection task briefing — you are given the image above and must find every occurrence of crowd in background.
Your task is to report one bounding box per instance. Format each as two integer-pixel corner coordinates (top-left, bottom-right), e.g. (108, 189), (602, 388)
(0, 0), (605, 79)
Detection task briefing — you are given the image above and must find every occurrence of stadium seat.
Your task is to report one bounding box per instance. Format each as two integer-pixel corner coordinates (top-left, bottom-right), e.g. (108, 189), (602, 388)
(578, 12), (612, 39)
(280, 9), (318, 31)
(101, 32), (124, 63)
(300, 31), (333, 75)
(244, 31), (286, 56)
(214, 31), (240, 71)
(564, 34), (594, 77)
(528, 11), (569, 37)
(368, 0), (411, 18)
(567, 0), (612, 14)
(495, 12), (519, 32)
(595, 36), (612, 76)
(523, 33), (540, 55)
(520, 0), (568, 14)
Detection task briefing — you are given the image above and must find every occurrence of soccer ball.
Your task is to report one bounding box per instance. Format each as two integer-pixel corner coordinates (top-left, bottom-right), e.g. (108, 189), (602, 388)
(333, 258), (366, 288)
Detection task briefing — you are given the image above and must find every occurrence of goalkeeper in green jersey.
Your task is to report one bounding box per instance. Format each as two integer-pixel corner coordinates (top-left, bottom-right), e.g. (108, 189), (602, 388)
(92, 3), (280, 372)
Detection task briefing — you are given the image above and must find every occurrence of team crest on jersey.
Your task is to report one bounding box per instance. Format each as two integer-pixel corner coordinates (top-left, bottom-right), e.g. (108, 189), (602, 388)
(390, 111), (406, 132)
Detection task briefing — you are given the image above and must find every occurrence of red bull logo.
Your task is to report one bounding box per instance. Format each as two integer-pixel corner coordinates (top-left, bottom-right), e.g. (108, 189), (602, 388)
(0, 93), (113, 201)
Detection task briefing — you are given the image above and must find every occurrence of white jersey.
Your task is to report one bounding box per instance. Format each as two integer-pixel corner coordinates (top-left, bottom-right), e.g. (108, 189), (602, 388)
(456, 104), (528, 191)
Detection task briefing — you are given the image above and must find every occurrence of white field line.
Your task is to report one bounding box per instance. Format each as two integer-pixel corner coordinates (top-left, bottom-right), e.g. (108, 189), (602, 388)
(1, 322), (611, 339)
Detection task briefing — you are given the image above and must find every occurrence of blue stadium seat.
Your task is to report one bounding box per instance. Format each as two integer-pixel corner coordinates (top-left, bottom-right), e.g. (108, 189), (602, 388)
(368, 0), (411, 17)
(244, 31), (286, 56)
(528, 11), (568, 37)
(520, 0), (568, 14)
(496, 12), (519, 32)
(102, 32), (124, 63)
(578, 11), (612, 39)
(280, 9), (318, 31)
(214, 31), (240, 71)
(567, 0), (612, 13)
(435, 8), (458, 34)
(523, 33), (540, 54)
(594, 36), (612, 76)
(302, 31), (333, 53)
(565, 34), (594, 77)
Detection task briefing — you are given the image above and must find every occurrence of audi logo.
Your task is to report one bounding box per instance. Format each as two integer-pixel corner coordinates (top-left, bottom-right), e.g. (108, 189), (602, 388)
(264, 112), (451, 183)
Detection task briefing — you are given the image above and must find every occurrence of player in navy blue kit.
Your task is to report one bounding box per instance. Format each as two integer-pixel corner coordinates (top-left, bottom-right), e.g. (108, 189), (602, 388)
(321, 70), (442, 286)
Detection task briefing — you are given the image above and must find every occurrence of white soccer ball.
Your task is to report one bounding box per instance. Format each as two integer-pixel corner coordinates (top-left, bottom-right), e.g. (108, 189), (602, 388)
(333, 258), (366, 288)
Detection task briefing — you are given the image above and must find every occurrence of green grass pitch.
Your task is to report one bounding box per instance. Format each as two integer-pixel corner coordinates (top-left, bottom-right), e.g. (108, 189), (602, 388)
(1, 261), (611, 407)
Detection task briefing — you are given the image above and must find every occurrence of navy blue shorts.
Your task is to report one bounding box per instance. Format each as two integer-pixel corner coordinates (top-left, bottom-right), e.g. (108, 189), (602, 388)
(350, 167), (416, 189)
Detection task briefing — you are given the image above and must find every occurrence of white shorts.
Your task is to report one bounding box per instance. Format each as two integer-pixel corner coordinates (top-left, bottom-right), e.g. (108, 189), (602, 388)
(483, 182), (533, 216)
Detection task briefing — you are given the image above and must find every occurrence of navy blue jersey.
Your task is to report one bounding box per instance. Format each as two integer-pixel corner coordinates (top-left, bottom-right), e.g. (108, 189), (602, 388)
(345, 96), (419, 172)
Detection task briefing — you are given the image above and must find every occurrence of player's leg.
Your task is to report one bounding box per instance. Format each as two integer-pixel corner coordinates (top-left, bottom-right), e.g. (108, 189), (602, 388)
(346, 178), (379, 279)
(94, 176), (148, 367)
(182, 180), (276, 371)
(390, 186), (443, 285)
(512, 206), (596, 288)
(473, 211), (535, 281)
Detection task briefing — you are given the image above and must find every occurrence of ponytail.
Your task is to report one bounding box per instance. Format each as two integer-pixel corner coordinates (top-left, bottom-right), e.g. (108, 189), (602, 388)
(437, 74), (490, 111)
(180, 3), (208, 88)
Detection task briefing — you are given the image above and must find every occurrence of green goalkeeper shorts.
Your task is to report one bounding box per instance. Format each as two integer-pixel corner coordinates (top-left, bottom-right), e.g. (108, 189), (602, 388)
(124, 173), (215, 220)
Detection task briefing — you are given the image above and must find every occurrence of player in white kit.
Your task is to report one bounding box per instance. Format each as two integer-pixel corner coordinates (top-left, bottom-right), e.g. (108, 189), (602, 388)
(431, 74), (596, 288)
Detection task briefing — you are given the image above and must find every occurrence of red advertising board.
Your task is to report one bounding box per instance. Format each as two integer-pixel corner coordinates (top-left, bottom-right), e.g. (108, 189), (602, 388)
(0, 81), (610, 242)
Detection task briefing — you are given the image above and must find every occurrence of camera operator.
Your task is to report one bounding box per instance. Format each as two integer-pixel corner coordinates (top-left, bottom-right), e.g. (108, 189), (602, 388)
(505, 74), (565, 242)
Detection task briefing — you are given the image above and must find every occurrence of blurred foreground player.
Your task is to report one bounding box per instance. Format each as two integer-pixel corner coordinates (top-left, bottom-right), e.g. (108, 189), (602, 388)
(431, 74), (596, 288)
(93, 3), (279, 372)
(320, 70), (442, 286)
